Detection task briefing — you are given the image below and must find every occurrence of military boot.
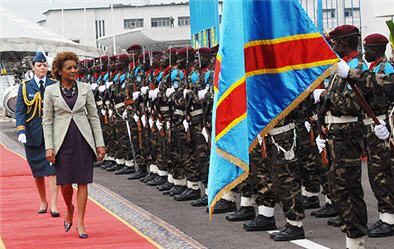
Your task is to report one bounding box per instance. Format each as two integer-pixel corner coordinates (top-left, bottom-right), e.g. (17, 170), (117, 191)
(368, 220), (394, 237)
(169, 185), (187, 197)
(127, 165), (148, 180)
(162, 185), (176, 195)
(191, 194), (208, 207)
(157, 181), (173, 191)
(327, 216), (343, 227)
(311, 203), (338, 217)
(107, 163), (123, 172)
(101, 160), (115, 169)
(114, 166), (135, 175)
(226, 206), (256, 222)
(94, 160), (107, 167)
(146, 175), (167, 186)
(270, 223), (305, 241)
(206, 199), (236, 214)
(141, 173), (158, 183)
(174, 188), (201, 201)
(243, 214), (276, 231)
(302, 196), (320, 209)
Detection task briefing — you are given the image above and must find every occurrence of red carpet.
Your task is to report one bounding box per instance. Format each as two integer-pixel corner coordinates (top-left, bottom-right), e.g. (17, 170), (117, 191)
(0, 143), (159, 249)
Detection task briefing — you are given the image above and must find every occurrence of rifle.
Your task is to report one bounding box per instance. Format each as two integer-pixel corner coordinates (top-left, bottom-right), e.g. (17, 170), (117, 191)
(309, 117), (316, 146)
(125, 119), (138, 166)
(348, 79), (394, 151)
(202, 98), (212, 149)
(185, 91), (192, 143)
(318, 94), (330, 166)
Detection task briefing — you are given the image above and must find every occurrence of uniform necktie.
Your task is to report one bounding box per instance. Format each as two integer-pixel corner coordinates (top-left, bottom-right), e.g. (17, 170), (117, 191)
(39, 80), (45, 98)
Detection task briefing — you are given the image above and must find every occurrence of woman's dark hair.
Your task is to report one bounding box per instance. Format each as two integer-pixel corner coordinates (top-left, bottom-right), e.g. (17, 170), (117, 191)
(52, 52), (79, 80)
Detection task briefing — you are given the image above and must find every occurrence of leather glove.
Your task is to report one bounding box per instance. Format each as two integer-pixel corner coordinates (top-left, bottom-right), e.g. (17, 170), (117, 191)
(316, 136), (327, 154)
(98, 85), (106, 93)
(122, 110), (128, 120)
(133, 113), (139, 123)
(374, 120), (390, 140)
(166, 121), (171, 130)
(156, 120), (163, 131)
(149, 118), (154, 128)
(132, 91), (140, 101)
(166, 87), (175, 98)
(108, 109), (113, 117)
(183, 119), (190, 132)
(18, 133), (27, 144)
(304, 120), (311, 133)
(336, 60), (350, 78)
(201, 127), (209, 143)
(100, 109), (106, 116)
(313, 89), (325, 104)
(90, 83), (98, 90)
(198, 89), (208, 100)
(141, 115), (147, 127)
(141, 86), (149, 95)
(105, 81), (113, 89)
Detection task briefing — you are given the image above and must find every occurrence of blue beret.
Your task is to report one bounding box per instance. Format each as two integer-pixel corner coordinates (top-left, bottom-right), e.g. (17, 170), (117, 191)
(32, 52), (47, 63)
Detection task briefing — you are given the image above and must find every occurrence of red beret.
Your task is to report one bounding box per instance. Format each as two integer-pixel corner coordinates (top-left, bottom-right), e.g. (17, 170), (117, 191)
(177, 47), (195, 57)
(109, 55), (118, 62)
(118, 54), (130, 61)
(363, 33), (389, 46)
(94, 57), (100, 64)
(165, 48), (178, 54)
(197, 47), (211, 55)
(100, 56), (108, 63)
(86, 59), (93, 67)
(210, 45), (219, 54)
(127, 44), (142, 52)
(329, 25), (359, 40)
(152, 50), (163, 56)
(324, 34), (331, 42)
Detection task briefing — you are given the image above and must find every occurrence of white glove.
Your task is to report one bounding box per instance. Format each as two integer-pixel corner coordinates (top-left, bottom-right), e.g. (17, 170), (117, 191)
(183, 119), (190, 132)
(149, 118), (154, 128)
(18, 133), (27, 144)
(156, 120), (163, 131)
(133, 113), (139, 123)
(132, 91), (140, 101)
(122, 109), (128, 120)
(336, 60), (350, 78)
(166, 87), (175, 98)
(374, 120), (390, 140)
(148, 90), (154, 100)
(257, 134), (263, 145)
(98, 85), (106, 93)
(304, 121), (311, 133)
(108, 109), (113, 117)
(105, 81), (113, 89)
(141, 86), (149, 95)
(315, 136), (327, 154)
(100, 109), (106, 116)
(313, 89), (325, 104)
(201, 127), (209, 143)
(183, 89), (190, 99)
(151, 88), (160, 101)
(90, 83), (98, 90)
(166, 121), (171, 130)
(141, 115), (147, 127)
(198, 89), (208, 100)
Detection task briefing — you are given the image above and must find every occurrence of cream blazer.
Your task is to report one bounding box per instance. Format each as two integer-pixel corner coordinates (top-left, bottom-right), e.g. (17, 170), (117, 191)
(43, 81), (104, 156)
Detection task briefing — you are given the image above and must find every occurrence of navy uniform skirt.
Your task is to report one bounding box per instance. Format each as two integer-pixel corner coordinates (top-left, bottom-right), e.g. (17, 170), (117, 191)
(25, 142), (55, 178)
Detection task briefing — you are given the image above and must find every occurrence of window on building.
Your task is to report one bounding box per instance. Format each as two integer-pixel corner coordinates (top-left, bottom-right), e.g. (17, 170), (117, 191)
(323, 8), (335, 18)
(151, 17), (170, 27)
(178, 16), (190, 26)
(344, 7), (360, 18)
(95, 20), (105, 48)
(124, 18), (144, 29)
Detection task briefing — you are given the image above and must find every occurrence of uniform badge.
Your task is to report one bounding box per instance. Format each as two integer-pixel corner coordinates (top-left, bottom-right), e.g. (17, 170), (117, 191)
(347, 83), (353, 90)
(137, 76), (141, 82)
(173, 81), (179, 89)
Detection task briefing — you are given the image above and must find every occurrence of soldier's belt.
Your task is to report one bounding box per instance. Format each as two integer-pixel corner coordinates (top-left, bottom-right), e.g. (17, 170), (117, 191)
(96, 100), (103, 106)
(363, 114), (386, 126)
(174, 109), (185, 116)
(114, 102), (125, 109)
(190, 109), (203, 117)
(160, 106), (170, 112)
(325, 112), (358, 124)
(268, 123), (295, 136)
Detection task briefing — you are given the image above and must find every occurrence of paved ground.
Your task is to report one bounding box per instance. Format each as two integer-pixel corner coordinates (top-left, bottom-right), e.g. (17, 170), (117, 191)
(1, 121), (393, 249)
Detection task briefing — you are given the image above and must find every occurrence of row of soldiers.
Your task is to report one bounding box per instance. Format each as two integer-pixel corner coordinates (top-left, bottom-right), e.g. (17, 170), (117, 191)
(76, 24), (393, 249)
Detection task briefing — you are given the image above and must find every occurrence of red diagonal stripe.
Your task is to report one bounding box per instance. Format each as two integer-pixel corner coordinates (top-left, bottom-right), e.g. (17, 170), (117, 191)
(244, 37), (335, 73)
(214, 59), (221, 91)
(215, 80), (246, 137)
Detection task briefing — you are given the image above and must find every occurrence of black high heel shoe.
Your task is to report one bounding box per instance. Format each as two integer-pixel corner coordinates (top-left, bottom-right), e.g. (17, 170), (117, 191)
(76, 228), (88, 239)
(50, 210), (60, 217)
(38, 203), (48, 214)
(64, 205), (74, 232)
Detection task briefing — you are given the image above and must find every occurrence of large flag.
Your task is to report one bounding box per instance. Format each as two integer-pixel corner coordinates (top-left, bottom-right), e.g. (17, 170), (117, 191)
(189, 0), (220, 48)
(208, 0), (339, 218)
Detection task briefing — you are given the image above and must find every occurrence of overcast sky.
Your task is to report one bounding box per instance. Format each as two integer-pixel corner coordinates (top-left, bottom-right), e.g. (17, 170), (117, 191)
(1, 0), (187, 23)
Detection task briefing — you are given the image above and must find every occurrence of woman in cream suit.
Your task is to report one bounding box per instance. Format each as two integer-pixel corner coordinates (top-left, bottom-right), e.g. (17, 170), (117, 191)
(43, 52), (105, 239)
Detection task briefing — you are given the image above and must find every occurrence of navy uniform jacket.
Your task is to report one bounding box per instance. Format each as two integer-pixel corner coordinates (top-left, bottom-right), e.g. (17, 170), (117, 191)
(15, 77), (57, 147)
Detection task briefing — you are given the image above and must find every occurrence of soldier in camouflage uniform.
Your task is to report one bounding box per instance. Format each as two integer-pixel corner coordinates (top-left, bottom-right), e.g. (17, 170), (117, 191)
(314, 25), (369, 249)
(345, 34), (394, 238)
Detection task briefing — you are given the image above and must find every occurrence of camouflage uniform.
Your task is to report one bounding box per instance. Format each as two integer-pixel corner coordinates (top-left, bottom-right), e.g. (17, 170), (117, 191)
(324, 53), (369, 238)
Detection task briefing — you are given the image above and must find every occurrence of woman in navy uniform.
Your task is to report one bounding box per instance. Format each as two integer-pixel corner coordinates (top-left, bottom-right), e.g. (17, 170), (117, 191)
(15, 52), (59, 217)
